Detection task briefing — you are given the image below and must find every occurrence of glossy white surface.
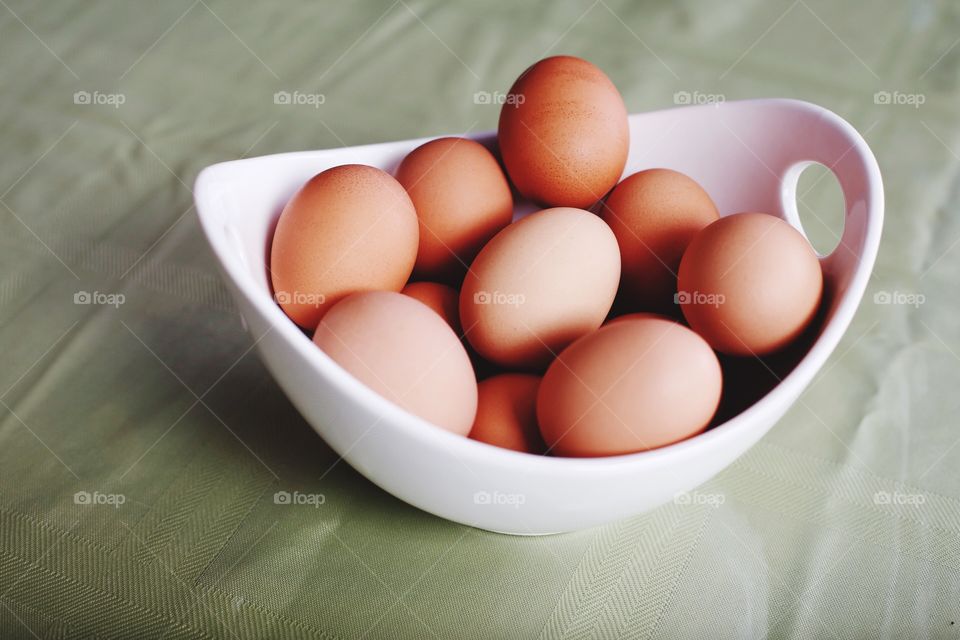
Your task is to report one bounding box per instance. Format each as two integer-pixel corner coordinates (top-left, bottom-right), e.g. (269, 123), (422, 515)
(194, 99), (883, 535)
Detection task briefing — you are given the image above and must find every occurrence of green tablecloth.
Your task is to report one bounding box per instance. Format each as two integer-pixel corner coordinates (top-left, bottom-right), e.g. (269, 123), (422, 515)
(2, 1), (959, 637)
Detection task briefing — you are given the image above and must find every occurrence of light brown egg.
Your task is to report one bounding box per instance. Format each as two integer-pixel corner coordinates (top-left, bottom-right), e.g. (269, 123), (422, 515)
(678, 212), (823, 356)
(460, 207), (621, 369)
(537, 316), (722, 457)
(498, 56), (629, 208)
(401, 281), (462, 334)
(271, 164), (418, 329)
(395, 137), (514, 282)
(604, 312), (670, 325)
(601, 169), (719, 312)
(313, 291), (477, 435)
(469, 374), (545, 454)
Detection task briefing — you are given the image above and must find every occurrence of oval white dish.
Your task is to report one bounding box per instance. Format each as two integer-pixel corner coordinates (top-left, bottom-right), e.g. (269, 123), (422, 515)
(194, 99), (883, 535)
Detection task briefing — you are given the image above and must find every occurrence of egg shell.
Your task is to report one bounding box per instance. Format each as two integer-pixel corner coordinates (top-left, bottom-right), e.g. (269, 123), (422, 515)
(395, 137), (514, 282)
(537, 316), (722, 457)
(604, 312), (671, 325)
(460, 207), (621, 369)
(677, 212), (823, 356)
(498, 56), (629, 208)
(270, 164), (418, 330)
(401, 281), (462, 335)
(313, 291), (477, 435)
(601, 169), (719, 312)
(469, 374), (545, 454)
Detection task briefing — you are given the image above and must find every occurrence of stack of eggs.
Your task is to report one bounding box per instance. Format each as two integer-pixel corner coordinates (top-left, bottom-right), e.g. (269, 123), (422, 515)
(270, 56), (823, 458)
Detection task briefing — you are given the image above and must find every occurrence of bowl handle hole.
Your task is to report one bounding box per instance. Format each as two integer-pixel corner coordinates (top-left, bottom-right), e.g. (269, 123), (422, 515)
(781, 161), (847, 258)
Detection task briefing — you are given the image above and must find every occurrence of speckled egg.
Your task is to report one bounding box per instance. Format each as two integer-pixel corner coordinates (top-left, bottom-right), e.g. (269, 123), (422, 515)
(498, 56), (629, 208)
(271, 165), (418, 329)
(396, 137), (514, 282)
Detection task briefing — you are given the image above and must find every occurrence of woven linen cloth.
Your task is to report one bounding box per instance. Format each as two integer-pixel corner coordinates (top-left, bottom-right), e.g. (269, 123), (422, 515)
(1, 1), (958, 637)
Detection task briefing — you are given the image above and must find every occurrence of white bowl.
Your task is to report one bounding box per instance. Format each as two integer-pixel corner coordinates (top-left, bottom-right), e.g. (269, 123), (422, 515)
(194, 99), (883, 535)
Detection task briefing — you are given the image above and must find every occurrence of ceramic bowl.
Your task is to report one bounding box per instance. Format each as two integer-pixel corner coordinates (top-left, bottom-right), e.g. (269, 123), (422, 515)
(194, 99), (883, 535)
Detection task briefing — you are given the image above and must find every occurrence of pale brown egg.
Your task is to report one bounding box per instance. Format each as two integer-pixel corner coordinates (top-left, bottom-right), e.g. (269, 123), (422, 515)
(270, 164), (418, 330)
(498, 56), (629, 208)
(313, 291), (477, 435)
(401, 281), (462, 334)
(677, 212), (823, 356)
(395, 137), (514, 282)
(537, 316), (722, 457)
(604, 312), (670, 325)
(460, 207), (621, 369)
(601, 169), (719, 312)
(469, 374), (545, 454)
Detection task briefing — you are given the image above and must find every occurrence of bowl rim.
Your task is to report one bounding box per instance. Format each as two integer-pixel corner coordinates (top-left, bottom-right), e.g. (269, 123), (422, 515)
(194, 98), (884, 476)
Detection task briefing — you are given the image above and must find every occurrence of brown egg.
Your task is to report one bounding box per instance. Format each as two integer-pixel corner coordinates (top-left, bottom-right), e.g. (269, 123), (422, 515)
(537, 317), (722, 457)
(601, 169), (719, 311)
(395, 137), (514, 282)
(460, 207), (621, 369)
(271, 164), (418, 329)
(401, 281), (462, 334)
(604, 312), (670, 325)
(469, 374), (545, 454)
(313, 291), (477, 435)
(498, 56), (629, 208)
(678, 212), (823, 356)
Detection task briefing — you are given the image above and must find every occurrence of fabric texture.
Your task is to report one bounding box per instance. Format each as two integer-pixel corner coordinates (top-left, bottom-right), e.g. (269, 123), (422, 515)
(1, 0), (958, 637)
